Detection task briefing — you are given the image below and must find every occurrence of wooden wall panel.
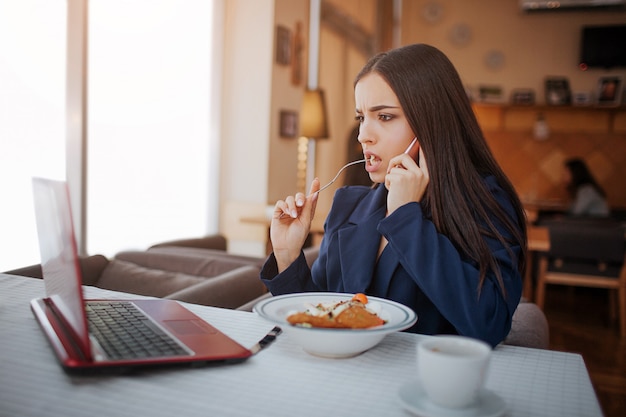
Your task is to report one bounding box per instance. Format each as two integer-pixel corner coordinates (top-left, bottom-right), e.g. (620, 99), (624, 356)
(476, 105), (626, 208)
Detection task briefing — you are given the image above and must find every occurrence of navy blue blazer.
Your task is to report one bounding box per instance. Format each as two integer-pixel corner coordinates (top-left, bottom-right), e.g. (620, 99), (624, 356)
(261, 177), (523, 347)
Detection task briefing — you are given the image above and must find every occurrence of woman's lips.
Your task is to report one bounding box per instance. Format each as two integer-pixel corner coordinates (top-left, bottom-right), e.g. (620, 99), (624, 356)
(365, 153), (382, 173)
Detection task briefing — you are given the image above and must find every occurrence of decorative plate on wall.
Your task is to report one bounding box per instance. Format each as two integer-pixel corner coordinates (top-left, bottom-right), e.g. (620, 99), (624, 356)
(449, 23), (472, 47)
(421, 2), (444, 23)
(484, 50), (505, 71)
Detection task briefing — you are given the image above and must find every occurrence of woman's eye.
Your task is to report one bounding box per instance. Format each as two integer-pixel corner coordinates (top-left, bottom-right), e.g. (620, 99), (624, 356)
(355, 115), (364, 123)
(379, 114), (393, 121)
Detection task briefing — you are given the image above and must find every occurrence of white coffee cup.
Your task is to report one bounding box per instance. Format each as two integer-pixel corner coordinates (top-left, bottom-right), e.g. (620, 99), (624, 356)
(416, 335), (492, 408)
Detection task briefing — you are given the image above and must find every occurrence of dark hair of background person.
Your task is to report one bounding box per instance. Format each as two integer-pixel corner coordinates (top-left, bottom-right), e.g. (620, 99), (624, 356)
(354, 43), (527, 294)
(565, 158), (606, 199)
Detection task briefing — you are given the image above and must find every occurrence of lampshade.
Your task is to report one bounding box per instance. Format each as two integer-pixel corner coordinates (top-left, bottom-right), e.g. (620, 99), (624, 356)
(300, 88), (329, 139)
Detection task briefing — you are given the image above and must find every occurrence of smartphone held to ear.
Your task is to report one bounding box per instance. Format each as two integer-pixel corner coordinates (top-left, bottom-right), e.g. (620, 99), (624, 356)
(404, 137), (420, 167)
(404, 137), (418, 154)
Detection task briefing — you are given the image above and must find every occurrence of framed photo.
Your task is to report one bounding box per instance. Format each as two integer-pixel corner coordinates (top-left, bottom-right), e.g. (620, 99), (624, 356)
(597, 76), (623, 107)
(478, 85), (504, 103)
(545, 77), (571, 106)
(510, 89), (535, 105)
(279, 110), (298, 138)
(275, 25), (292, 66)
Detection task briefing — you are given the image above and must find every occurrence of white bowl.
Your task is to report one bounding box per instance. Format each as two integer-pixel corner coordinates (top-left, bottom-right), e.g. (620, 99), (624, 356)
(253, 292), (417, 358)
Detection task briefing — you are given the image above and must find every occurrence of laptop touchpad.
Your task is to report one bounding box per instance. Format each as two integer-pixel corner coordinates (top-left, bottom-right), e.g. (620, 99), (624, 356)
(165, 320), (217, 335)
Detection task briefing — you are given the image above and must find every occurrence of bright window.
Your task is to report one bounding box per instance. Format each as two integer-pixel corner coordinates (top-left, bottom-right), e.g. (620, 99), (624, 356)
(87, 0), (216, 256)
(0, 0), (66, 271)
(0, 0), (219, 271)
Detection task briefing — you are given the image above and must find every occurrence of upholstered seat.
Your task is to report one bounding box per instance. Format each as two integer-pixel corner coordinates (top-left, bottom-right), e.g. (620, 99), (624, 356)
(535, 218), (626, 338)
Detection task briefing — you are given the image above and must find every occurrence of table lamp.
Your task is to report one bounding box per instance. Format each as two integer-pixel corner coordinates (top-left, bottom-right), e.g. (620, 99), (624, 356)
(298, 88), (329, 192)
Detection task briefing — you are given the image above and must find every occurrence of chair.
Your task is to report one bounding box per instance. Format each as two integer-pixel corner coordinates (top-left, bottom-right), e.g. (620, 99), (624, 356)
(534, 218), (626, 338)
(503, 301), (550, 349)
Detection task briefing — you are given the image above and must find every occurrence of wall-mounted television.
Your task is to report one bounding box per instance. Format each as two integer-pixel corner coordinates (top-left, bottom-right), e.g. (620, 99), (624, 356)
(579, 24), (626, 69)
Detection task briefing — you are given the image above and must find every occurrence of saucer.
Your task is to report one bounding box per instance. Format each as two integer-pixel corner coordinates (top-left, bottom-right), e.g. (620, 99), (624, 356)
(398, 380), (506, 417)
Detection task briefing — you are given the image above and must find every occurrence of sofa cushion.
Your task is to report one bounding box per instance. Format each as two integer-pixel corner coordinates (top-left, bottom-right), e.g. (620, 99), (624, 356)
(115, 248), (262, 277)
(165, 266), (267, 309)
(149, 234), (227, 251)
(98, 260), (266, 309)
(97, 259), (208, 298)
(146, 246), (265, 267)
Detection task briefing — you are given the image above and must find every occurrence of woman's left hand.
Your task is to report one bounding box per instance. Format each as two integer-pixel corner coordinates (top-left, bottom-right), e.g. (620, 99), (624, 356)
(385, 149), (429, 214)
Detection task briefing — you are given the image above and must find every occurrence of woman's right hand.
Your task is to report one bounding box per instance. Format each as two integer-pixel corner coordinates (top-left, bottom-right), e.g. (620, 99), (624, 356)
(270, 178), (320, 272)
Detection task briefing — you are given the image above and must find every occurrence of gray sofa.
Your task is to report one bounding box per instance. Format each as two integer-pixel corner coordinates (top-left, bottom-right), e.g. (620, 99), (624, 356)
(6, 235), (269, 310)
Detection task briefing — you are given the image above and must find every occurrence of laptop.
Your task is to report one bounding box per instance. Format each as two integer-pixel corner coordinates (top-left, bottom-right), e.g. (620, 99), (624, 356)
(30, 177), (278, 374)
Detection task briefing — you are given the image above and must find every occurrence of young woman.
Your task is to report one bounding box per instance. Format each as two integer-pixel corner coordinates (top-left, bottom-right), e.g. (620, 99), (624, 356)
(261, 44), (527, 347)
(563, 158), (609, 217)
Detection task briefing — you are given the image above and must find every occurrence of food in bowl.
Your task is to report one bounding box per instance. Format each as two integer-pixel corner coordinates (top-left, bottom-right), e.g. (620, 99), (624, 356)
(286, 293), (386, 329)
(254, 292), (418, 358)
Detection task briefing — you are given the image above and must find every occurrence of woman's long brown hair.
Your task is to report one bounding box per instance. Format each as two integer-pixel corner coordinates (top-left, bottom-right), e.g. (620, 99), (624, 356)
(355, 44), (527, 296)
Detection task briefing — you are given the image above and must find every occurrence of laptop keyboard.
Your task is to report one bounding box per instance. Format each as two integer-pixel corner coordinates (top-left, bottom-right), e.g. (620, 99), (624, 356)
(86, 301), (188, 360)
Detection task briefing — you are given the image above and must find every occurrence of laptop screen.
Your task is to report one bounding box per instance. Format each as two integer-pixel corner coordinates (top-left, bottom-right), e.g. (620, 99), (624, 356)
(32, 177), (91, 356)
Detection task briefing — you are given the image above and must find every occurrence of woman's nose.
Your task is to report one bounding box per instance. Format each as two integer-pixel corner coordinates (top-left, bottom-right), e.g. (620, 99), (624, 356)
(357, 127), (373, 145)
(357, 135), (372, 147)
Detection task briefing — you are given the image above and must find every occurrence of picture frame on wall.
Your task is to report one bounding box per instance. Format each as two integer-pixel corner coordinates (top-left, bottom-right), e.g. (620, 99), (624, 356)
(545, 77), (571, 106)
(596, 76), (623, 107)
(478, 85), (504, 103)
(275, 25), (292, 66)
(511, 89), (535, 105)
(279, 110), (298, 138)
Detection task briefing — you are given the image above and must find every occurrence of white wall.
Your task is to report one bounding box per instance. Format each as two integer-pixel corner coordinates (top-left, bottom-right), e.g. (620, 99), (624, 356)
(219, 0), (309, 257)
(220, 0), (275, 256)
(402, 0), (626, 102)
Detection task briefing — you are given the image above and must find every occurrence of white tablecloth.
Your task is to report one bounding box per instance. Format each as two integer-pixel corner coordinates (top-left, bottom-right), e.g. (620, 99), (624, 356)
(0, 274), (603, 417)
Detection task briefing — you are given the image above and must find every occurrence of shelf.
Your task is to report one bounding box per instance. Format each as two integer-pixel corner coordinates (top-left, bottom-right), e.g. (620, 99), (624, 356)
(472, 102), (626, 112)
(472, 103), (626, 133)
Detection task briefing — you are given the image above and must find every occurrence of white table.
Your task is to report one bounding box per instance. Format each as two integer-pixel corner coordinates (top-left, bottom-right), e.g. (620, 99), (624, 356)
(0, 274), (603, 417)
